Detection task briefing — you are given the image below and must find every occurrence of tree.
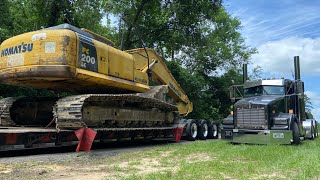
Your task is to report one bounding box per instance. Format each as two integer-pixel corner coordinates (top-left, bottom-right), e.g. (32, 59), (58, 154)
(1, 0), (114, 38)
(103, 1), (256, 75)
(304, 94), (313, 115)
(0, 0), (13, 42)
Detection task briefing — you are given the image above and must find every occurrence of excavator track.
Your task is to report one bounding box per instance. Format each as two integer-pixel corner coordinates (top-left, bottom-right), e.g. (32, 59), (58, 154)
(0, 86), (178, 130)
(0, 97), (58, 127)
(54, 93), (178, 129)
(0, 97), (20, 126)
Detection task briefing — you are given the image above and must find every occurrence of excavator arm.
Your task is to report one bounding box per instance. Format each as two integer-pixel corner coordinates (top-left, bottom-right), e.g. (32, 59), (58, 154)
(127, 48), (193, 116)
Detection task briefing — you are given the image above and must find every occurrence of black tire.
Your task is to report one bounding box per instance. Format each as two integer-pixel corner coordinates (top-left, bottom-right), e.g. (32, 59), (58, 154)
(310, 124), (315, 140)
(292, 122), (300, 145)
(198, 120), (208, 140)
(207, 122), (219, 139)
(314, 122), (318, 138)
(186, 120), (198, 141)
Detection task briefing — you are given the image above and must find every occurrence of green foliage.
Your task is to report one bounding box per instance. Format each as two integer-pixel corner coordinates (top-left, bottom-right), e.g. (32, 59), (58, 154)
(166, 61), (208, 119)
(206, 69), (243, 119)
(1, 0), (115, 39)
(304, 94), (313, 118)
(103, 0), (256, 74)
(0, 0), (12, 42)
(167, 61), (242, 120)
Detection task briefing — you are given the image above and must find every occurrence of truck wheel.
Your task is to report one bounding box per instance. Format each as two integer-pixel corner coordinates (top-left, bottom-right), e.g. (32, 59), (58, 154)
(186, 120), (198, 141)
(310, 125), (315, 140)
(208, 122), (218, 139)
(314, 123), (318, 138)
(198, 120), (208, 140)
(292, 122), (300, 145)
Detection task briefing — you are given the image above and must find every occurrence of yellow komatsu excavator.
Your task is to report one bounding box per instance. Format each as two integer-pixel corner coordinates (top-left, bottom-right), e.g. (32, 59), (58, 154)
(0, 24), (193, 131)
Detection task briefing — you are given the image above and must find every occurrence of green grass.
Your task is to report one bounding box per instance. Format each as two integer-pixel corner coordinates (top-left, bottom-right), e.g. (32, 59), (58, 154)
(2, 138), (320, 179)
(123, 138), (320, 180)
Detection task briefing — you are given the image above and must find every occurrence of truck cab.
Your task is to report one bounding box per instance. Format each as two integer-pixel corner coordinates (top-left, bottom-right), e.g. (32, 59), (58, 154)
(221, 56), (317, 144)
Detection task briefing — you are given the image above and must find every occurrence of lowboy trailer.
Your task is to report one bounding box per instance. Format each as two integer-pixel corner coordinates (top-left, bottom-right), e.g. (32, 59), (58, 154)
(0, 119), (219, 152)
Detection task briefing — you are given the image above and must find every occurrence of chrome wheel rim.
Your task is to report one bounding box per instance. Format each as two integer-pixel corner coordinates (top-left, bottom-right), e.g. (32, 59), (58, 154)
(191, 123), (197, 138)
(212, 124), (218, 137)
(312, 127), (315, 139)
(203, 123), (208, 137)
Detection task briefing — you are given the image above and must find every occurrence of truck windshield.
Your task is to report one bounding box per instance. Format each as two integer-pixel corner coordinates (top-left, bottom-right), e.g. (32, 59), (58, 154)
(244, 86), (284, 96)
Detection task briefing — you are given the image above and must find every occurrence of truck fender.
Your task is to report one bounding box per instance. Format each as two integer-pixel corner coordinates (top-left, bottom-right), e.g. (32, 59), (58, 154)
(302, 119), (315, 139)
(222, 114), (234, 129)
(287, 114), (297, 130)
(287, 114), (306, 138)
(271, 113), (292, 130)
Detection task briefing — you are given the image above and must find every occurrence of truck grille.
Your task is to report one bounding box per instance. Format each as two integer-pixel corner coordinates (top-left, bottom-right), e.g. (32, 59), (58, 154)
(236, 108), (266, 129)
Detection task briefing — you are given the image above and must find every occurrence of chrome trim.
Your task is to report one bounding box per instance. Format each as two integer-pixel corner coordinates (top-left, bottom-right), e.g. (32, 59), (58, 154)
(303, 119), (314, 139)
(236, 108), (267, 129)
(244, 79), (284, 88)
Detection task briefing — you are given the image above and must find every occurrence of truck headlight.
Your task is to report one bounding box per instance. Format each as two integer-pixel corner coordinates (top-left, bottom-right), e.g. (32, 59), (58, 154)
(273, 117), (288, 125)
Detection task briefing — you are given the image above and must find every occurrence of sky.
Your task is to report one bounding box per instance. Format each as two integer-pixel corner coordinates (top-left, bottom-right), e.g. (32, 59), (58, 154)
(225, 0), (320, 120)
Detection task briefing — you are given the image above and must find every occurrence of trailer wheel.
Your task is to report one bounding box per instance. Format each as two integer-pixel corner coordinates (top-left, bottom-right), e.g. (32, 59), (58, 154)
(186, 120), (198, 141)
(292, 122), (300, 145)
(198, 120), (208, 140)
(208, 122), (218, 139)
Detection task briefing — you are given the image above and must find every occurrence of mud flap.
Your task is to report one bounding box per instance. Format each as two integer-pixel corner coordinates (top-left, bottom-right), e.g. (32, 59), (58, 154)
(75, 128), (97, 152)
(173, 127), (184, 142)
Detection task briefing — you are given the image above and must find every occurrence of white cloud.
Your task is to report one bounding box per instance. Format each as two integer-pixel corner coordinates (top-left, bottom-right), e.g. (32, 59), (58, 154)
(312, 108), (320, 121)
(250, 37), (320, 76)
(306, 91), (320, 105)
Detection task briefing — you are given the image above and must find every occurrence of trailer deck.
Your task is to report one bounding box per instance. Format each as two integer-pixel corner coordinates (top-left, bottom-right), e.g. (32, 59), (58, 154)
(0, 125), (184, 152)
